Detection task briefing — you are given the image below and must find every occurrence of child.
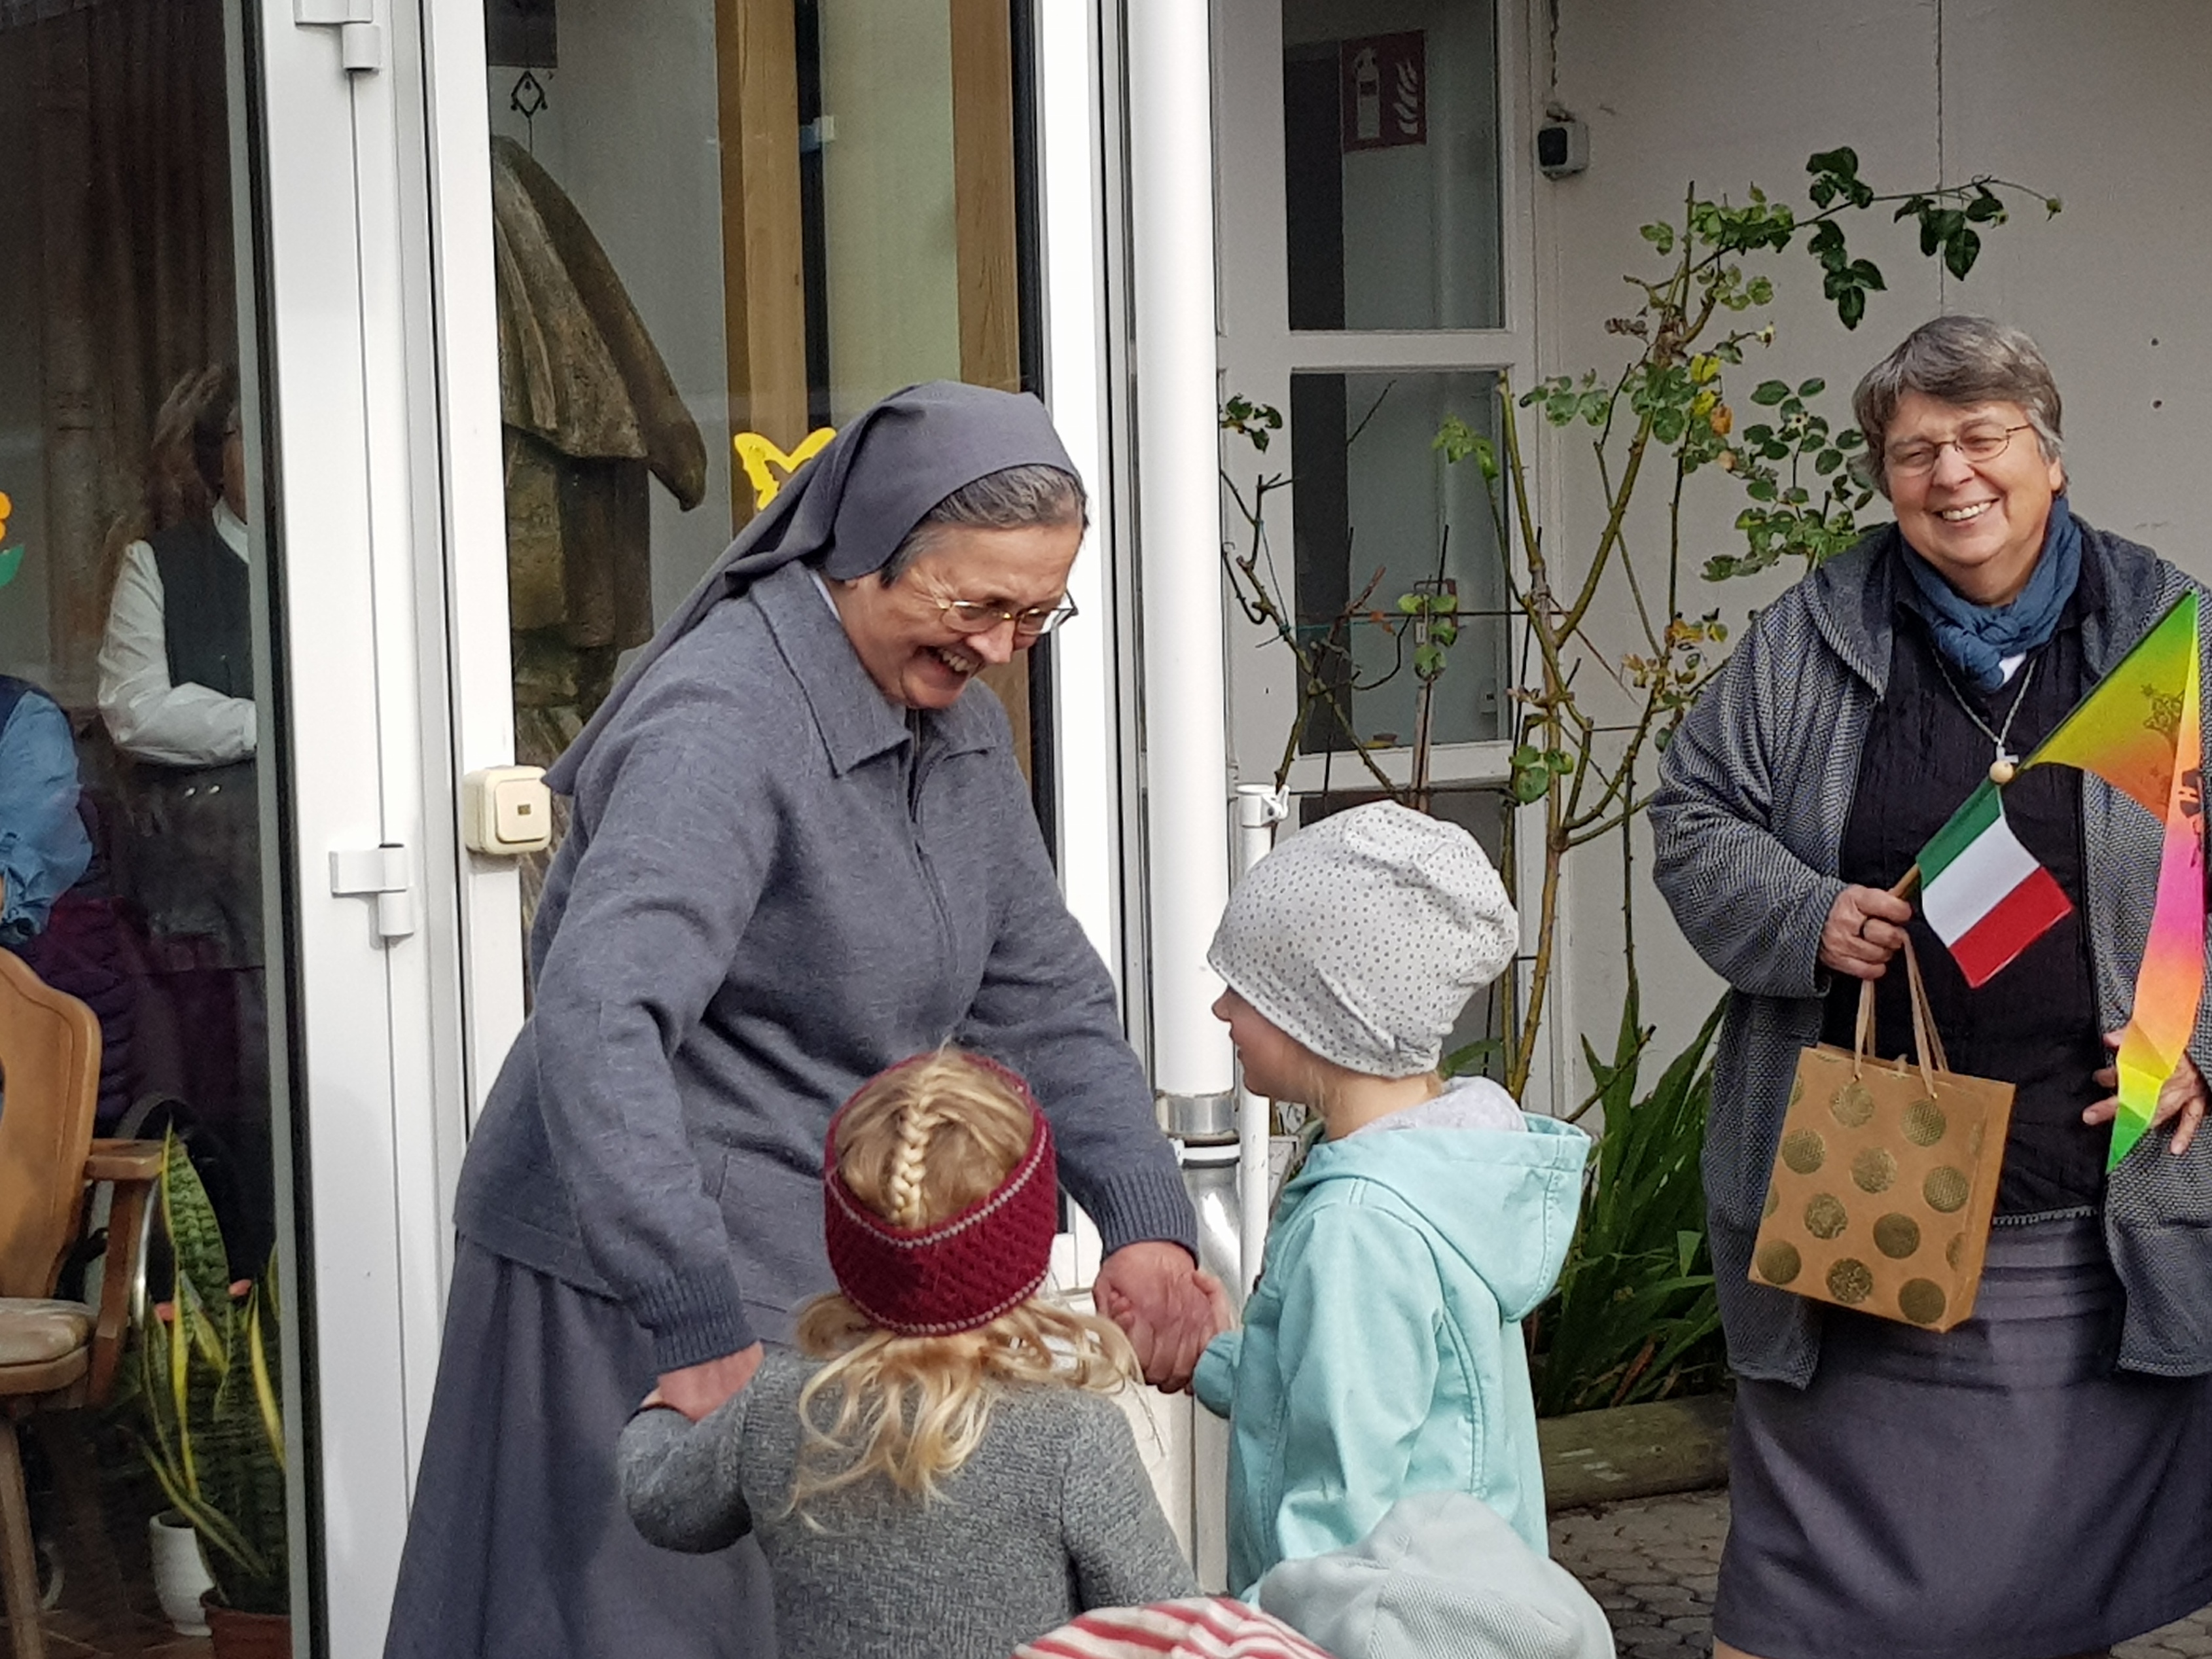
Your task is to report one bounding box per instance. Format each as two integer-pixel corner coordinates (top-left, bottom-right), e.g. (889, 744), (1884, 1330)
(1148, 800), (1591, 1597)
(618, 1049), (1198, 1659)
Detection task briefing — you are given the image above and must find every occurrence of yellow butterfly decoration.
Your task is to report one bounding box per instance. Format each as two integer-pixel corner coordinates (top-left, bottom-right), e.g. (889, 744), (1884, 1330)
(734, 427), (836, 510)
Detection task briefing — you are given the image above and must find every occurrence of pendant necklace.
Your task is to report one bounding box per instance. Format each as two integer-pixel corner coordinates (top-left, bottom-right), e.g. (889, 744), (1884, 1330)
(1927, 651), (2039, 786)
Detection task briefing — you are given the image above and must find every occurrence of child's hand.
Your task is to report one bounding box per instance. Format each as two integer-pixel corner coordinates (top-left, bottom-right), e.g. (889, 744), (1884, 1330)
(1192, 1269), (1239, 1338)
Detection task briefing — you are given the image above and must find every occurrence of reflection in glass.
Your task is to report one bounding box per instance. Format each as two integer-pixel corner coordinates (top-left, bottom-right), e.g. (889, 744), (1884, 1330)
(0, 0), (295, 1647)
(1291, 371), (1507, 755)
(484, 0), (1040, 917)
(1283, 0), (1503, 331)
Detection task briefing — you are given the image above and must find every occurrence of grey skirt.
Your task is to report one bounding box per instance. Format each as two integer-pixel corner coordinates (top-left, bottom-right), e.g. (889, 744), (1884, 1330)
(382, 1241), (776, 1658)
(1715, 1212), (2212, 1659)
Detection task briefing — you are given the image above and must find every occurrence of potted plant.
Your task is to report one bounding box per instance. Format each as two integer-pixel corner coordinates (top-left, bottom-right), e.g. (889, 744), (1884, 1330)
(120, 1130), (290, 1656)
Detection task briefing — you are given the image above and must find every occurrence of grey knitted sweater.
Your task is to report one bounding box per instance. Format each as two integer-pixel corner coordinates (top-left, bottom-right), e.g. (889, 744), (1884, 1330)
(453, 560), (1197, 1374)
(618, 1349), (1200, 1658)
(1652, 521), (2212, 1385)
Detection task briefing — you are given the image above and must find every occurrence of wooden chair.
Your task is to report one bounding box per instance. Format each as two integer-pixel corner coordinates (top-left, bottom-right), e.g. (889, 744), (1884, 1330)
(0, 946), (162, 1659)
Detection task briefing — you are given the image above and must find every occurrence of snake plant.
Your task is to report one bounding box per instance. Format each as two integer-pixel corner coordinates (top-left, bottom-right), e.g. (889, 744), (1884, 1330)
(120, 1130), (289, 1616)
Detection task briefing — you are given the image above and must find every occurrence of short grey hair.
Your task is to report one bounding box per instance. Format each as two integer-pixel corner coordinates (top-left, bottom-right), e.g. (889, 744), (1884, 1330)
(1851, 315), (2064, 497)
(880, 463), (1088, 583)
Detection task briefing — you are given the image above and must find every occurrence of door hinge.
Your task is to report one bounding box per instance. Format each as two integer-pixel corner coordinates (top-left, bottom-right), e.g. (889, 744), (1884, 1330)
(330, 844), (418, 942)
(294, 0), (384, 73)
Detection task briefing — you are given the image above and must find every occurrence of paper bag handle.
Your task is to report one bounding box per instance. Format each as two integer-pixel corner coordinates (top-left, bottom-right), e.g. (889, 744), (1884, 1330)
(1853, 937), (1945, 1092)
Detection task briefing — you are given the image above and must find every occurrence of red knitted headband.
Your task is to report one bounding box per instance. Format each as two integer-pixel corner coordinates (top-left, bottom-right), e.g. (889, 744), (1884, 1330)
(821, 1054), (1060, 1338)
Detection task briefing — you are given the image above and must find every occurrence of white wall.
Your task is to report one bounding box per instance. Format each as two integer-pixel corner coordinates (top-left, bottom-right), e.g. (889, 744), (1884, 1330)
(486, 0), (736, 625)
(1535, 0), (2212, 1078)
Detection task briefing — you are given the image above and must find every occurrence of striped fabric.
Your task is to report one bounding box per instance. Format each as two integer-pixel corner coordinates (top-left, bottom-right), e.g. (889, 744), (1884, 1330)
(1013, 1598), (1334, 1659)
(1651, 521), (2212, 1385)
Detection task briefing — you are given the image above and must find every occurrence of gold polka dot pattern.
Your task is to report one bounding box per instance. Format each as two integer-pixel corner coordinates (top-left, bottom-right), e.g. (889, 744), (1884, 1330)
(1803, 1194), (1849, 1240)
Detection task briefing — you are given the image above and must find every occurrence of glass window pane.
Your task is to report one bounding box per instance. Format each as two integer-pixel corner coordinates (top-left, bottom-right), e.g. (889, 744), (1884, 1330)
(1283, 0), (1503, 330)
(1291, 370), (1508, 753)
(485, 0), (1044, 929)
(1, 0), (299, 1647)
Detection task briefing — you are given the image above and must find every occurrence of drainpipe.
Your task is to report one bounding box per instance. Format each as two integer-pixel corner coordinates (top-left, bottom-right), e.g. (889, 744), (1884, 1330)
(1125, 0), (1234, 1588)
(1126, 0), (1235, 1188)
(1232, 785), (1290, 1291)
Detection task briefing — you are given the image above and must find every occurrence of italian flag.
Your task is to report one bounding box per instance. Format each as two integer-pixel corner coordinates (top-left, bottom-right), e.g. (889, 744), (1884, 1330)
(1917, 780), (2073, 988)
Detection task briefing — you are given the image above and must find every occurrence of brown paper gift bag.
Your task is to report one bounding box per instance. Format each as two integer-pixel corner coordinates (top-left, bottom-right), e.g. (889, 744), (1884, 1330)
(1749, 942), (2015, 1330)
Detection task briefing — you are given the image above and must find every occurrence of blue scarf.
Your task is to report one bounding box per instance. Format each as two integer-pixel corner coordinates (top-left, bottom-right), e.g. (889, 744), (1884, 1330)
(1897, 495), (2082, 693)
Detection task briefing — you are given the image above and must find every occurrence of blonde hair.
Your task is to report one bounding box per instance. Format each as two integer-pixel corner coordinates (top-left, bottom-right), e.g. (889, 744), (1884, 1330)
(789, 1050), (1135, 1514)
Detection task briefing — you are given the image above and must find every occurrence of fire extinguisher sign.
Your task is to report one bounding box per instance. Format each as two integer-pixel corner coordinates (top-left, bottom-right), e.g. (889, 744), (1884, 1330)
(1340, 31), (1426, 152)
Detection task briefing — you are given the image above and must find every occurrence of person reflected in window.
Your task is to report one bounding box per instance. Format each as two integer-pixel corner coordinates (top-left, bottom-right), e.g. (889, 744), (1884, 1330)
(99, 364), (256, 770)
(0, 675), (93, 951)
(97, 363), (270, 1271)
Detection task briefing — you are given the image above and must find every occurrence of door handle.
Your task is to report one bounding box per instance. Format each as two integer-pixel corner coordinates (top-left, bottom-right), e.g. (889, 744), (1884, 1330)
(330, 844), (418, 942)
(294, 0), (384, 73)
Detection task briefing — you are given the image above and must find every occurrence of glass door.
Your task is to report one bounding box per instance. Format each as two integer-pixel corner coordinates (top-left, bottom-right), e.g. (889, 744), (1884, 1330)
(2, 1), (455, 1654)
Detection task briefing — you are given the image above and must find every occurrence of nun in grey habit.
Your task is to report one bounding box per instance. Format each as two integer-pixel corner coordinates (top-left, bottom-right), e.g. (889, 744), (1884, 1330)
(382, 383), (1209, 1658)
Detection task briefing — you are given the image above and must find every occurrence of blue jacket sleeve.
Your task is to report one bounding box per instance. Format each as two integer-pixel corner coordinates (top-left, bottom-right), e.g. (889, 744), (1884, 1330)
(0, 694), (92, 946)
(1193, 1330), (1240, 1418)
(1259, 1204), (1447, 1590)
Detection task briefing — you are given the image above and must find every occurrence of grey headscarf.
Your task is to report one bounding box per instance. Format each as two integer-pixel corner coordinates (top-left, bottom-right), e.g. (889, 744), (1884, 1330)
(544, 380), (1078, 794)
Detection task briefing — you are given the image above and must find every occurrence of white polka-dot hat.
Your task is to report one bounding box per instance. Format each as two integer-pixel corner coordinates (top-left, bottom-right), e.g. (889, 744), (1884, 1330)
(1207, 800), (1518, 1079)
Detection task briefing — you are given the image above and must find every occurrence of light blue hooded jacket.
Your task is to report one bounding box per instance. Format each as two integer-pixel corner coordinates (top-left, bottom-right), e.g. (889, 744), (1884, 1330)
(1194, 1088), (1589, 1597)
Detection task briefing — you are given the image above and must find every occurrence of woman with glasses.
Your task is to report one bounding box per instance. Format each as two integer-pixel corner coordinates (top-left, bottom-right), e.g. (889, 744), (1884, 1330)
(1652, 315), (2212, 1659)
(385, 382), (1211, 1659)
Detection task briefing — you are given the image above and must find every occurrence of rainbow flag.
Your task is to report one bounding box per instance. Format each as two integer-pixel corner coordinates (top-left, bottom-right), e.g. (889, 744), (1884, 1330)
(1918, 779), (2073, 988)
(1910, 592), (2203, 1166)
(2029, 594), (2203, 1166)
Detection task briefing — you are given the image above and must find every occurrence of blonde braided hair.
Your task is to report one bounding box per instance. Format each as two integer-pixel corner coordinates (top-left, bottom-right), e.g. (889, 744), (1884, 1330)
(883, 1099), (950, 1229)
(790, 1050), (1135, 1516)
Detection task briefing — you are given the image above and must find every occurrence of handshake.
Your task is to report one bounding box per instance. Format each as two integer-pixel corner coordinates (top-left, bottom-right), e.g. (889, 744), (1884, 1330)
(1090, 1240), (1239, 1393)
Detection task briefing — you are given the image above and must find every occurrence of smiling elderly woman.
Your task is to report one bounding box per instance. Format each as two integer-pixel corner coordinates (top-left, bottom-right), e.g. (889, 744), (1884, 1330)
(383, 383), (1211, 1659)
(1652, 317), (2212, 1659)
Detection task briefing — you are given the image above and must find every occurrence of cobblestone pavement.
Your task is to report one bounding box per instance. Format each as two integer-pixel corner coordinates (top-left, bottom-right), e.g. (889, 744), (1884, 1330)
(1547, 1488), (2212, 1658)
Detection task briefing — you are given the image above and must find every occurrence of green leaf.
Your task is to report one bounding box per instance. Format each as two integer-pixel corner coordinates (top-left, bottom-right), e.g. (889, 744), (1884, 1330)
(1815, 449), (1844, 476)
(1944, 225), (1982, 279)
(0, 546), (22, 591)
(1639, 222), (1676, 255)
(1797, 377), (1826, 398)
(1806, 145), (1860, 179)
(1750, 380), (1788, 406)
(1838, 285), (1866, 329)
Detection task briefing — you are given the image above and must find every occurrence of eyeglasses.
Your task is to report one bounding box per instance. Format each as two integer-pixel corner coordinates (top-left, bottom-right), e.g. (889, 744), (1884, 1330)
(939, 597), (1079, 639)
(1884, 423), (2035, 477)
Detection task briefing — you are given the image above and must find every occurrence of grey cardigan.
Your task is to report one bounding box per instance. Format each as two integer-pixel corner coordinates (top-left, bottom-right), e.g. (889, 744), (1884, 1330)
(455, 562), (1197, 1372)
(1652, 521), (2212, 1385)
(618, 1349), (1200, 1659)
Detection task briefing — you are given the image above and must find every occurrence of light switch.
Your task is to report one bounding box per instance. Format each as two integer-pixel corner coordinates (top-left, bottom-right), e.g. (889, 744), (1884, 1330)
(462, 766), (553, 855)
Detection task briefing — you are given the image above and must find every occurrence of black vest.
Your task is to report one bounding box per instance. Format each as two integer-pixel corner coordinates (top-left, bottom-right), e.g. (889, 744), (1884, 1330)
(149, 518), (253, 700)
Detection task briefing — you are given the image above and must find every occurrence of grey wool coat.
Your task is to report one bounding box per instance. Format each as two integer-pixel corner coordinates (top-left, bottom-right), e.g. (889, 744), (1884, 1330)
(1652, 520), (2212, 1385)
(618, 1349), (1200, 1659)
(455, 560), (1197, 1374)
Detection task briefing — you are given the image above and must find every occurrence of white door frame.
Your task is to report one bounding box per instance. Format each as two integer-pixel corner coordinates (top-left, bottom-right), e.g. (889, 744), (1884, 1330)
(249, 0), (501, 1647)
(1209, 0), (1567, 1111)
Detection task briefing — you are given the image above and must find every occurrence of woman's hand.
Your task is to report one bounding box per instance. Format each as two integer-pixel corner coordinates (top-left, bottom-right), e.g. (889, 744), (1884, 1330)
(1818, 884), (1914, 980)
(1094, 1241), (1215, 1393)
(652, 1342), (765, 1422)
(2088, 1029), (2211, 1155)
